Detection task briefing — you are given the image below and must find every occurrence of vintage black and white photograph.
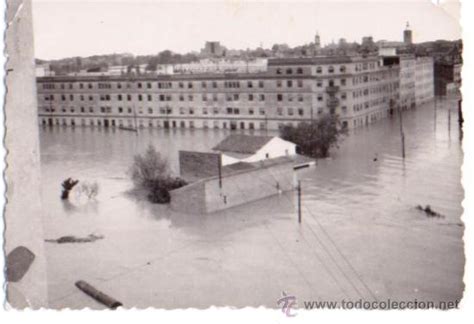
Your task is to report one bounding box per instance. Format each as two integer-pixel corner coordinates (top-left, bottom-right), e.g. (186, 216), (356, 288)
(3, 0), (466, 312)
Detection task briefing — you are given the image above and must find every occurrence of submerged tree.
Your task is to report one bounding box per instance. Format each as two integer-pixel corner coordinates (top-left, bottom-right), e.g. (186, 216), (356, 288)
(279, 114), (347, 158)
(130, 145), (186, 203)
(61, 178), (79, 200)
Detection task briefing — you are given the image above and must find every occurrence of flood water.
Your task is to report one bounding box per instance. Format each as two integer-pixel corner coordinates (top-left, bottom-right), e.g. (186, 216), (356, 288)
(40, 99), (464, 309)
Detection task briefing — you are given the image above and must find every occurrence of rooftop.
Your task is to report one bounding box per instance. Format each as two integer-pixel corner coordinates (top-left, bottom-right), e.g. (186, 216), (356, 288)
(212, 134), (274, 154)
(267, 55), (379, 66)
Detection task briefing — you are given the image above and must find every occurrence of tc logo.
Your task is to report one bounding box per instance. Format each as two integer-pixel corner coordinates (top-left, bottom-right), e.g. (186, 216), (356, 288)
(277, 291), (297, 317)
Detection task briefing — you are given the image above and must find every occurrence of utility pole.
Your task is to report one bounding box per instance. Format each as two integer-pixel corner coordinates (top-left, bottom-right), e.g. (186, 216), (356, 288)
(297, 180), (302, 223)
(264, 112), (268, 136)
(398, 106), (405, 159)
(458, 98), (463, 127)
(218, 154), (222, 189)
(448, 101), (451, 139)
(49, 94), (54, 127)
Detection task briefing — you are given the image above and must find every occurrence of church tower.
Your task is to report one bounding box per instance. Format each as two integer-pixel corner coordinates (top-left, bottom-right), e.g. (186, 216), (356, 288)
(404, 21), (413, 45)
(314, 31), (321, 50)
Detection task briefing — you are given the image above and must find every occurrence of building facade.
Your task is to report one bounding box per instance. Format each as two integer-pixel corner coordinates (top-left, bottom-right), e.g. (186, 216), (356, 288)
(434, 61), (462, 96)
(37, 55), (401, 131)
(414, 56), (434, 106)
(399, 55), (416, 110)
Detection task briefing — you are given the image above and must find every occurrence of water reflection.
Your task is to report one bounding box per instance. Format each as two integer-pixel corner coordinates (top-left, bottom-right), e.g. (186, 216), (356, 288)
(39, 99), (464, 308)
(60, 199), (99, 215)
(39, 100), (463, 233)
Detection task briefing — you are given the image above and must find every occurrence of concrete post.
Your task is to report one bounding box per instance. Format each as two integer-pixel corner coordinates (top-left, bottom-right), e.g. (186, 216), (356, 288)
(4, 0), (49, 308)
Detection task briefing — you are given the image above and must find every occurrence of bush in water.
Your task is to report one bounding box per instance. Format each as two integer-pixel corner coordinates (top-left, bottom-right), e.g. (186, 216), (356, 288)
(130, 145), (187, 204)
(79, 181), (100, 200)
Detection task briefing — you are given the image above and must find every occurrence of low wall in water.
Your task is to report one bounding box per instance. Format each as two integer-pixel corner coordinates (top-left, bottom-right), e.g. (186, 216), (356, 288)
(170, 159), (295, 214)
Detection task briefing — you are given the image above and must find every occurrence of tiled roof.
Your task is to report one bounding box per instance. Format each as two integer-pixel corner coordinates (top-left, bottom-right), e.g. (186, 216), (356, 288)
(212, 134), (274, 154)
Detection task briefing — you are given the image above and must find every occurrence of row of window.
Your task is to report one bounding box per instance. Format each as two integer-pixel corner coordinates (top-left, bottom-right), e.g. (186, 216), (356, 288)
(41, 105), (311, 117)
(276, 79), (304, 88)
(276, 93), (309, 102)
(369, 83), (399, 95)
(43, 88), (400, 105)
(46, 92), (373, 104)
(274, 65), (351, 75)
(42, 117), (271, 131)
(43, 76), (348, 95)
(354, 61), (379, 72)
(42, 109), (388, 130)
(276, 93), (346, 102)
(353, 96), (391, 112)
(40, 76), (355, 92)
(276, 67), (305, 75)
(41, 80), (267, 91)
(41, 74), (400, 92)
(316, 79), (346, 87)
(44, 93), (299, 103)
(45, 90), (393, 105)
(315, 65), (347, 74)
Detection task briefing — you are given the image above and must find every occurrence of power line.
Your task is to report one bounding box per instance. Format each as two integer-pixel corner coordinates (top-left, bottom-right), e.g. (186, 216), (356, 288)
(253, 166), (377, 301)
(284, 194), (367, 300)
(225, 168), (352, 299)
(225, 177), (319, 294)
(297, 184), (379, 302)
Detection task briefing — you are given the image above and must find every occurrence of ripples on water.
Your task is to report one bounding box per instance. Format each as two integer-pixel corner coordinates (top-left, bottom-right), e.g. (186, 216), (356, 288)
(39, 99), (464, 308)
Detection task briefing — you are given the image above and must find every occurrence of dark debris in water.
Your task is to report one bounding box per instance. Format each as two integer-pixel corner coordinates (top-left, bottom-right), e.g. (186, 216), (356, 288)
(416, 205), (444, 218)
(45, 234), (104, 244)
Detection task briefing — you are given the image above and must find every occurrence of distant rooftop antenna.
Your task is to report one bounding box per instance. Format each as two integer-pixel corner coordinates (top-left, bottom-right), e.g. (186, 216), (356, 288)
(406, 21), (410, 30)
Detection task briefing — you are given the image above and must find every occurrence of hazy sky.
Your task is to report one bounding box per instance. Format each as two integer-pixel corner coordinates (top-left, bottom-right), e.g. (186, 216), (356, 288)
(32, 0), (461, 60)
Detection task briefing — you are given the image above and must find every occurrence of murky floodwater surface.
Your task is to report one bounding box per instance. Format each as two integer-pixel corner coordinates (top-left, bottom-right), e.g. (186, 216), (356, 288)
(40, 100), (464, 309)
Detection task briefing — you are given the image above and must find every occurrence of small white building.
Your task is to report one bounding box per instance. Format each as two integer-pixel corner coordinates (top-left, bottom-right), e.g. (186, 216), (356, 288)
(212, 134), (297, 166)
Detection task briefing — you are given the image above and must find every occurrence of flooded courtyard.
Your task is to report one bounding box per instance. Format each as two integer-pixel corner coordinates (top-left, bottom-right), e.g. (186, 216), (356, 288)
(39, 99), (464, 309)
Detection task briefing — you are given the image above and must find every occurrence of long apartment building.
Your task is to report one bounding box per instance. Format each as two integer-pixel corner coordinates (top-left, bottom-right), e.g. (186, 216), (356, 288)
(415, 56), (435, 106)
(37, 55), (401, 131)
(399, 55), (416, 110)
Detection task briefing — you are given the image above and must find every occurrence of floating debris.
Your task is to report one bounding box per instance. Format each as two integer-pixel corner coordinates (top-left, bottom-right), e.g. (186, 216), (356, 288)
(75, 280), (123, 309)
(416, 205), (444, 218)
(45, 234), (104, 244)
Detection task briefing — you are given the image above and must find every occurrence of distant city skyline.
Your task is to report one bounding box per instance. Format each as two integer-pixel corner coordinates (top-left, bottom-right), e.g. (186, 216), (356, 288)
(32, 0), (461, 60)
